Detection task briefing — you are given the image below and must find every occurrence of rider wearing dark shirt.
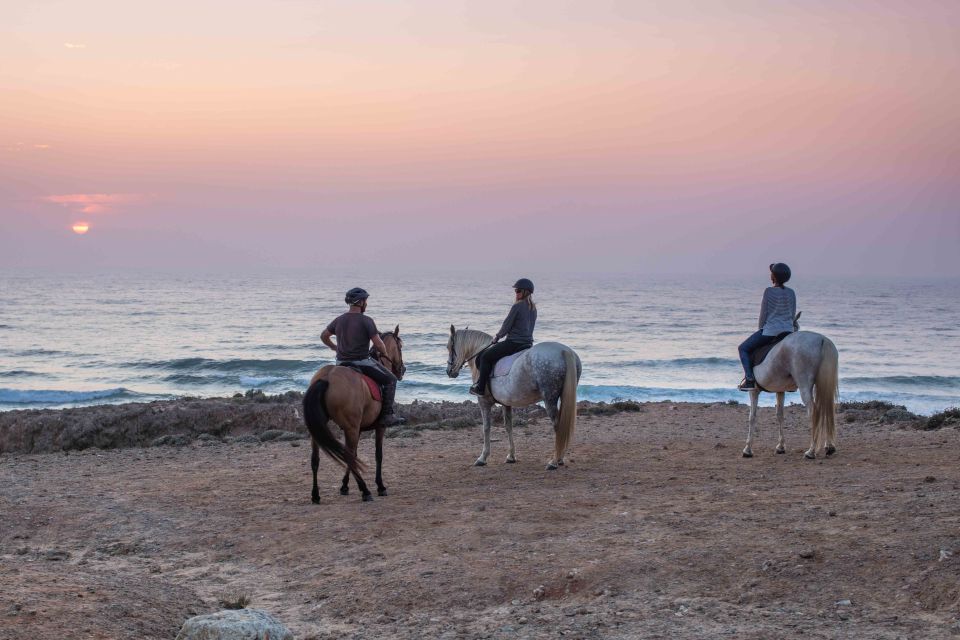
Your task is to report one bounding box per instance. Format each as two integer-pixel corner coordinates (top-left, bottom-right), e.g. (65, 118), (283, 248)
(470, 278), (537, 397)
(321, 288), (404, 426)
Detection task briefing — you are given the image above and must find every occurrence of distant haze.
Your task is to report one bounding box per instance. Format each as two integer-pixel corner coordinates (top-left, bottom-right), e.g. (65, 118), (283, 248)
(2, 1), (958, 276)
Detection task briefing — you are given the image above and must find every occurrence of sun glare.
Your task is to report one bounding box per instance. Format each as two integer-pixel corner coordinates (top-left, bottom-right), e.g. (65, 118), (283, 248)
(72, 222), (90, 235)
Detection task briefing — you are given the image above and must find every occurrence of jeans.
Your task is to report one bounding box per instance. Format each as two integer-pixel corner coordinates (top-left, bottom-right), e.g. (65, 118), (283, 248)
(339, 359), (398, 414)
(738, 331), (779, 381)
(476, 340), (529, 393)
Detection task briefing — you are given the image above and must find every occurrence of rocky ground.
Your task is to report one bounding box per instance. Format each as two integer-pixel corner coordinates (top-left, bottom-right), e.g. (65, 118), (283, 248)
(1, 399), (959, 639)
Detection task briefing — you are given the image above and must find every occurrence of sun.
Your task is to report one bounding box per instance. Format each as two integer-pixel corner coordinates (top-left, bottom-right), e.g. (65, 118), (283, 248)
(72, 222), (90, 235)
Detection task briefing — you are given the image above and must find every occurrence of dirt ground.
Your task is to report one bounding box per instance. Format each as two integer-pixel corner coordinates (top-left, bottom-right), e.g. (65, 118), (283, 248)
(2, 401), (959, 639)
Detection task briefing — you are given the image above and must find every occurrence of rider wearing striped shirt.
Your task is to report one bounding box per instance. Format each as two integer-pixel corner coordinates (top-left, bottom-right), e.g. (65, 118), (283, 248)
(738, 263), (797, 391)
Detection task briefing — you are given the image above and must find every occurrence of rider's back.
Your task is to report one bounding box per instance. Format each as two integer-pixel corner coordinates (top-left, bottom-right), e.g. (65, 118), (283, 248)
(326, 312), (378, 361)
(759, 286), (796, 336)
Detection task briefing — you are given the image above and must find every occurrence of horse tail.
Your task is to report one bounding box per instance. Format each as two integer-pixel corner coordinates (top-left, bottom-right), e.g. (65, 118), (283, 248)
(812, 337), (839, 451)
(302, 378), (361, 471)
(555, 349), (578, 461)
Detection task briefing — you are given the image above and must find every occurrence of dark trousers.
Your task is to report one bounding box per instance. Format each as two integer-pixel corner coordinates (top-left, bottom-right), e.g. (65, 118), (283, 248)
(476, 341), (529, 393)
(352, 362), (399, 414)
(738, 330), (778, 381)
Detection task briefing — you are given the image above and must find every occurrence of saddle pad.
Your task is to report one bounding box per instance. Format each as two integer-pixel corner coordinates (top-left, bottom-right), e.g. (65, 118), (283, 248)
(361, 375), (382, 402)
(750, 332), (792, 368)
(492, 349), (528, 378)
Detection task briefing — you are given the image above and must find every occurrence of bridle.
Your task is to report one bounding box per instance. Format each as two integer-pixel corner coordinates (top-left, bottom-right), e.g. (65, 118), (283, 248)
(371, 332), (405, 379)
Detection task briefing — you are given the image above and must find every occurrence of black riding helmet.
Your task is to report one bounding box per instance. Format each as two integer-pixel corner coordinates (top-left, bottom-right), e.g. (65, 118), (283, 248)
(513, 278), (534, 293)
(769, 263), (791, 285)
(345, 287), (370, 305)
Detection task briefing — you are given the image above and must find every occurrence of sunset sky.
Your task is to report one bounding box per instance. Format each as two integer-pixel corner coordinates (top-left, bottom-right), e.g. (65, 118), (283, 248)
(2, 1), (958, 275)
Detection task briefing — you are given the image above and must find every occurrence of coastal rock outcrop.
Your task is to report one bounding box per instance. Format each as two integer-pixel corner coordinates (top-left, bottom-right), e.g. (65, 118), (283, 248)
(175, 609), (293, 640)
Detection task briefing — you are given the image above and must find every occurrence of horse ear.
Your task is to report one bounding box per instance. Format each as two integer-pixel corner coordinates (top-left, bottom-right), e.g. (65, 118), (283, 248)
(450, 324), (455, 336)
(394, 324), (400, 337)
(795, 311), (802, 320)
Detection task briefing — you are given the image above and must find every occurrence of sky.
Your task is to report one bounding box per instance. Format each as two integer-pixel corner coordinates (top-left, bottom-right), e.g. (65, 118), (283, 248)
(1, 0), (958, 276)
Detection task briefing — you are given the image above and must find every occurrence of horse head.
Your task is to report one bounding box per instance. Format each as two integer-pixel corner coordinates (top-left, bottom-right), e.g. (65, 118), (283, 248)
(376, 325), (406, 380)
(446, 325), (463, 378)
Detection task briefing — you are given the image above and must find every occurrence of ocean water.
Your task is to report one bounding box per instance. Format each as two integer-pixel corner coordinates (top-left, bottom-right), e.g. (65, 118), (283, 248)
(1, 271), (958, 415)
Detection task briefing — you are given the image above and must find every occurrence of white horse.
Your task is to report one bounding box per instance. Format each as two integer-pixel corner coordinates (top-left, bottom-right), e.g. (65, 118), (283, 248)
(446, 326), (581, 469)
(743, 322), (839, 459)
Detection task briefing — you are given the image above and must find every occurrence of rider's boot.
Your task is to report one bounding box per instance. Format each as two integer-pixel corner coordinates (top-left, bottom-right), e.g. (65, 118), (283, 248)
(377, 383), (406, 427)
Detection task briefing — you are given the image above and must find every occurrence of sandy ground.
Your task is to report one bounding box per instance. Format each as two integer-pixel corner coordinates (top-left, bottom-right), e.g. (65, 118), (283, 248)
(1, 401), (959, 639)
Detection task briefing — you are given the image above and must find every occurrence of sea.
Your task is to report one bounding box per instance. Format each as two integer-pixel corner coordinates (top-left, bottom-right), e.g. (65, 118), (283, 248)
(1, 270), (958, 415)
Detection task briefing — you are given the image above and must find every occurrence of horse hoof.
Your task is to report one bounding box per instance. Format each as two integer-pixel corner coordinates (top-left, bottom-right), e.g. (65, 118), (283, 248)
(339, 487), (349, 496)
(505, 458), (516, 464)
(557, 460), (565, 466)
(825, 446), (836, 457)
(378, 488), (388, 496)
(474, 460), (487, 467)
(546, 463), (558, 471)
(362, 494), (374, 502)
(804, 451), (816, 460)
(742, 451), (753, 458)
(311, 496), (320, 505)
(775, 448), (785, 455)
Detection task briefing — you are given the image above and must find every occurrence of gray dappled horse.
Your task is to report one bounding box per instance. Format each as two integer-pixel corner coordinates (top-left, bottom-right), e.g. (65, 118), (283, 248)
(743, 314), (839, 459)
(446, 326), (581, 469)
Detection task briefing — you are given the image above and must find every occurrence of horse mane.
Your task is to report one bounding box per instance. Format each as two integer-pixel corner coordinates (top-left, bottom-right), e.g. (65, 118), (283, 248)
(455, 328), (493, 361)
(379, 331), (402, 347)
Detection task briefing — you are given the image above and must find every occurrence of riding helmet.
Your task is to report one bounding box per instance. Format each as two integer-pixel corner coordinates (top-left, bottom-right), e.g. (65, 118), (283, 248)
(345, 287), (370, 305)
(513, 278), (535, 293)
(769, 263), (791, 285)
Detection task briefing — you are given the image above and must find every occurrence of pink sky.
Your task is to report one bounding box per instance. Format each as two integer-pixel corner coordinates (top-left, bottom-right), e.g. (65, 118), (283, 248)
(1, 1), (958, 275)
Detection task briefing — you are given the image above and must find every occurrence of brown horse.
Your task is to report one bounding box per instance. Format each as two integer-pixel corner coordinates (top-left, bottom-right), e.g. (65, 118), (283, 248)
(302, 327), (405, 503)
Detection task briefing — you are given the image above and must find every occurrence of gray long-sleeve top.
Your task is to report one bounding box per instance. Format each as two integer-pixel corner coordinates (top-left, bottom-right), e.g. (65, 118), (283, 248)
(759, 286), (797, 336)
(496, 301), (537, 346)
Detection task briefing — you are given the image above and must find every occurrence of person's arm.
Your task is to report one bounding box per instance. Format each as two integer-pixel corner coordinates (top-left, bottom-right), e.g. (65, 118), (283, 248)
(321, 328), (337, 352)
(494, 304), (519, 341)
(371, 334), (388, 354)
(758, 289), (770, 330)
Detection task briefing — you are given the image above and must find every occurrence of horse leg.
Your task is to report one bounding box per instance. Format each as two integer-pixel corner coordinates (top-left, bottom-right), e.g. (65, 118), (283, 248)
(475, 398), (494, 466)
(343, 428), (372, 501)
(544, 397), (561, 470)
(340, 467), (350, 495)
(775, 392), (786, 454)
(800, 385), (817, 459)
(375, 426), (388, 496)
(503, 406), (517, 463)
(743, 389), (760, 457)
(311, 440), (321, 504)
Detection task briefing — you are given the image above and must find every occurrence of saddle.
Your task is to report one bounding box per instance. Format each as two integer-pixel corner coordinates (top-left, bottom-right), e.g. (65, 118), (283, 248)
(337, 364), (383, 402)
(750, 332), (792, 368)
(492, 349), (529, 378)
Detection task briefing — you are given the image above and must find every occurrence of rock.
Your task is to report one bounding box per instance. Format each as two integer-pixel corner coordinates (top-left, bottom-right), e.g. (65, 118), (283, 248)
(533, 585), (546, 601)
(234, 435), (261, 445)
(835, 599), (852, 606)
(940, 549), (953, 562)
(44, 549), (70, 561)
(883, 408), (917, 423)
(151, 434), (191, 447)
(175, 609), (293, 640)
(798, 549), (815, 559)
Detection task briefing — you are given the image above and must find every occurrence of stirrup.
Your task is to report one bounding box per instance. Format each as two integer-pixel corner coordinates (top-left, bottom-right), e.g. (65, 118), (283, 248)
(469, 383), (484, 397)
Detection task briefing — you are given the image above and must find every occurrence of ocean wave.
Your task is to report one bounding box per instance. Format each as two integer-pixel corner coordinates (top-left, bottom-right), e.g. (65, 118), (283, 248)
(0, 387), (141, 405)
(129, 357), (326, 374)
(593, 357), (735, 369)
(0, 370), (45, 378)
(843, 375), (960, 389)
